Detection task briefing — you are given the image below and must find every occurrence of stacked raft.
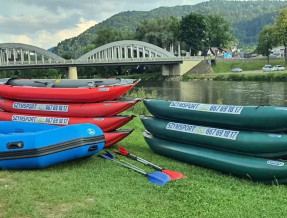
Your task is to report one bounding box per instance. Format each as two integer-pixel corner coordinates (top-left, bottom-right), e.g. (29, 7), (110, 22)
(0, 121), (105, 170)
(0, 78), (140, 147)
(142, 99), (287, 184)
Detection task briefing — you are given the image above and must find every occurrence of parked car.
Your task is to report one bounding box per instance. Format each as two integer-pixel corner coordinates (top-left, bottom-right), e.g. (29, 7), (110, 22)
(271, 65), (285, 71)
(231, 68), (242, 73)
(262, 65), (272, 72)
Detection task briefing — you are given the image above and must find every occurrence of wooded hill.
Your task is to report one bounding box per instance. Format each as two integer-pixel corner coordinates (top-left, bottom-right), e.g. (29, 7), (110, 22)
(53, 0), (287, 58)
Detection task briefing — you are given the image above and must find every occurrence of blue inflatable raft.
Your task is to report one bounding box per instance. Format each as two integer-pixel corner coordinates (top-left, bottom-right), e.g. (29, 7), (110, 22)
(0, 121), (105, 170)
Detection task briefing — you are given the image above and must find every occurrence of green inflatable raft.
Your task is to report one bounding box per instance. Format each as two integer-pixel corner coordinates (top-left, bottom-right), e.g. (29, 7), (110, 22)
(143, 99), (287, 132)
(141, 116), (287, 158)
(143, 131), (287, 184)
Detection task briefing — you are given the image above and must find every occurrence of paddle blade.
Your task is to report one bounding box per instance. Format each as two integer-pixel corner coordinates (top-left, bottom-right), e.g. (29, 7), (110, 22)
(104, 150), (116, 159)
(147, 171), (171, 186)
(100, 154), (113, 160)
(117, 145), (130, 156)
(162, 169), (187, 180)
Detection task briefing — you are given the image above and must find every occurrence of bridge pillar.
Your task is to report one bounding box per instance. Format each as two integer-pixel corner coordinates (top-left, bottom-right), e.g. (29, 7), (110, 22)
(162, 64), (181, 76)
(68, 66), (78, 79)
(162, 60), (202, 76)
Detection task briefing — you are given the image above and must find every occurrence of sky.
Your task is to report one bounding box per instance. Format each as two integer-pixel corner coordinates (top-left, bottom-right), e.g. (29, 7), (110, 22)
(0, 0), (207, 49)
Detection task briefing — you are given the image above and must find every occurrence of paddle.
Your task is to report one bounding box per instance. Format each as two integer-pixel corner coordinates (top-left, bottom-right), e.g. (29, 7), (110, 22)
(114, 145), (187, 180)
(100, 154), (171, 186)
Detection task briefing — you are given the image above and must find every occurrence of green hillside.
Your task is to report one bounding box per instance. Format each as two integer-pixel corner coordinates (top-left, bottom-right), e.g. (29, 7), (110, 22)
(53, 0), (287, 58)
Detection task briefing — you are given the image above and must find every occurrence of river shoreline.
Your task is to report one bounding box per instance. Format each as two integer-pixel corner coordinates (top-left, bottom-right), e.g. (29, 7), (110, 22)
(121, 71), (287, 82)
(182, 71), (287, 82)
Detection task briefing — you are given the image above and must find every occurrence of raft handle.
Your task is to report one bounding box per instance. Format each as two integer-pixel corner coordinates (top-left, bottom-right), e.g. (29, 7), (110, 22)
(88, 145), (98, 152)
(7, 141), (24, 149)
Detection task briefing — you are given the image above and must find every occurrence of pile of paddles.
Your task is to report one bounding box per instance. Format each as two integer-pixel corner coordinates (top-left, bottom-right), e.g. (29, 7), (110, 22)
(0, 78), (140, 147)
(100, 145), (187, 186)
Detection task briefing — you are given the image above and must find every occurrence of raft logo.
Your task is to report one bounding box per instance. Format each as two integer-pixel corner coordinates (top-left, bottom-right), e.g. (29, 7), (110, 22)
(93, 118), (104, 121)
(12, 115), (37, 122)
(268, 134), (282, 138)
(169, 101), (243, 115)
(99, 88), (110, 92)
(87, 128), (96, 135)
(12, 115), (69, 125)
(166, 122), (239, 140)
(267, 160), (284, 167)
(13, 102), (69, 112)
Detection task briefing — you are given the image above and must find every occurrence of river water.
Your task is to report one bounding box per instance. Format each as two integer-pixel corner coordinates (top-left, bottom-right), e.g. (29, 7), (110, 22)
(135, 80), (287, 106)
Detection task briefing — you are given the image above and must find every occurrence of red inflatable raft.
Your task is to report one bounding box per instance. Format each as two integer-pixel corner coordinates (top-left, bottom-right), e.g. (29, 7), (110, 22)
(0, 111), (134, 131)
(0, 78), (140, 102)
(0, 98), (140, 117)
(104, 129), (134, 147)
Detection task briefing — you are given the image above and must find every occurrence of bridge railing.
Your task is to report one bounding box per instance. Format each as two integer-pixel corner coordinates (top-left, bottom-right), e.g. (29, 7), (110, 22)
(182, 56), (204, 61)
(78, 57), (184, 63)
(0, 57), (185, 66)
(0, 56), (204, 67)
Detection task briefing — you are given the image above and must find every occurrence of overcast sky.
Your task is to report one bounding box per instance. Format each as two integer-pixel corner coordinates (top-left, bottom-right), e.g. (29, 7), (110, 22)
(0, 0), (207, 49)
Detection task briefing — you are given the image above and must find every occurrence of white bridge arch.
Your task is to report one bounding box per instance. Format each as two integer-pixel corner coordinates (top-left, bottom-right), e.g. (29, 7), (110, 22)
(77, 40), (175, 61)
(0, 43), (65, 65)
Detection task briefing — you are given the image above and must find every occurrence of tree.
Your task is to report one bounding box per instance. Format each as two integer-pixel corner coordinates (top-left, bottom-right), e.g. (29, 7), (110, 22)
(257, 26), (274, 64)
(135, 17), (180, 49)
(87, 27), (134, 51)
(273, 8), (287, 66)
(180, 13), (208, 55)
(205, 14), (236, 48)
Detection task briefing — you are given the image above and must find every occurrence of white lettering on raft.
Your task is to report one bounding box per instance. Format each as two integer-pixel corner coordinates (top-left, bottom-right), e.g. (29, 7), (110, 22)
(13, 102), (69, 112)
(267, 160), (284, 167)
(169, 101), (243, 115)
(166, 122), (239, 140)
(12, 115), (69, 125)
(99, 88), (110, 92)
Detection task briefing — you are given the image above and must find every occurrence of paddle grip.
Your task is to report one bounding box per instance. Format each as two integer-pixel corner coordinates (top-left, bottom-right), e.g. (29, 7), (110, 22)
(127, 153), (163, 171)
(137, 157), (163, 171)
(126, 153), (138, 160)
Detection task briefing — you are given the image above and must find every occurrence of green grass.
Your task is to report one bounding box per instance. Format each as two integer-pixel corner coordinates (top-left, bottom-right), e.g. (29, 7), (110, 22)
(1, 89), (287, 217)
(212, 58), (286, 74)
(1, 117), (287, 217)
(182, 71), (287, 82)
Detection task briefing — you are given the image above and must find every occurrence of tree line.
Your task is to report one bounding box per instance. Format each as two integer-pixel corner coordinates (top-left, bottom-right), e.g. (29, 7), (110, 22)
(87, 13), (235, 56)
(54, 1), (286, 58)
(257, 8), (287, 65)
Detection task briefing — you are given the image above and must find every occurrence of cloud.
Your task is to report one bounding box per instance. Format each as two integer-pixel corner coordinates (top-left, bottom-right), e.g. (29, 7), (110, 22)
(10, 0), (202, 21)
(10, 35), (33, 45)
(9, 18), (96, 49)
(0, 0), (207, 49)
(0, 15), (78, 35)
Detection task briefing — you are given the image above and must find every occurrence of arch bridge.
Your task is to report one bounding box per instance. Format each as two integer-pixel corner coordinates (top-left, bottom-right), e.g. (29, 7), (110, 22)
(0, 40), (203, 78)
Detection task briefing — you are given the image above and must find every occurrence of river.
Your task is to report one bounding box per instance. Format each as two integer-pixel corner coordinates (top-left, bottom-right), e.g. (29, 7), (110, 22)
(135, 80), (287, 106)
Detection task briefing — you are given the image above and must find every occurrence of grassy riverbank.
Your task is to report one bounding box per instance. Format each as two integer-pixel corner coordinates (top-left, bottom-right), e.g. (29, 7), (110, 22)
(211, 58), (285, 74)
(182, 71), (287, 81)
(1, 93), (287, 217)
(182, 58), (287, 81)
(2, 116), (287, 217)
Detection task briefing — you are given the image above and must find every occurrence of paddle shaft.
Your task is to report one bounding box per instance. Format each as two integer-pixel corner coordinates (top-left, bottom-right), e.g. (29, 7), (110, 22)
(126, 153), (163, 171)
(100, 154), (146, 175)
(111, 158), (147, 176)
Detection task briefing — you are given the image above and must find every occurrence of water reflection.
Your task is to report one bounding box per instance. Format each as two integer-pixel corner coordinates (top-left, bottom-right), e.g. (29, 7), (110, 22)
(136, 80), (287, 106)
